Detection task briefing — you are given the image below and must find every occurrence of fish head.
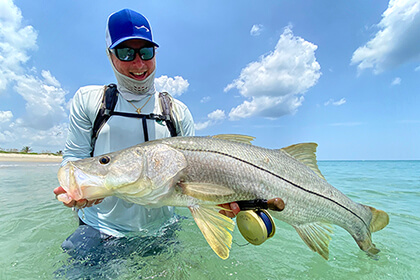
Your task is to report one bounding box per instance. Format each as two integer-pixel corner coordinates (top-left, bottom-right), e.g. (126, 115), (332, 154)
(57, 147), (146, 201)
(57, 143), (187, 203)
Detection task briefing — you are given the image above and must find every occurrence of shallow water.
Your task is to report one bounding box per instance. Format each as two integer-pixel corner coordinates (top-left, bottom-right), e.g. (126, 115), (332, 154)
(0, 160), (419, 279)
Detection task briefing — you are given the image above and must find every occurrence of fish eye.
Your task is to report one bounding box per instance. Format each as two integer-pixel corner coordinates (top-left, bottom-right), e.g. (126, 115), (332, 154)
(99, 156), (111, 165)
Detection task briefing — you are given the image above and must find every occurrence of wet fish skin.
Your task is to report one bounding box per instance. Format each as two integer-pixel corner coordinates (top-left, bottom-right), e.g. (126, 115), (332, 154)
(57, 135), (389, 260)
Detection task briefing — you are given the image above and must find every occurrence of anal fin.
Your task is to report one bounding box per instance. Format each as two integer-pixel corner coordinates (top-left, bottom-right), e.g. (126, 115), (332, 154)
(189, 205), (235, 260)
(294, 222), (333, 260)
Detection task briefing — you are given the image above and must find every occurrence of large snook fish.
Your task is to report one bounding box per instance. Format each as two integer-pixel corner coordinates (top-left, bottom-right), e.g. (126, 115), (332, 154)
(57, 135), (389, 260)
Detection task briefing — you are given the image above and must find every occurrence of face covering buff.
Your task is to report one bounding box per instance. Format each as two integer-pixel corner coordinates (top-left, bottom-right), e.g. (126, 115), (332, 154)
(107, 50), (156, 101)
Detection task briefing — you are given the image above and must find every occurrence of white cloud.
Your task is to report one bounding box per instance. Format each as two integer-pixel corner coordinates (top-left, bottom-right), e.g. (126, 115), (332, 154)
(351, 0), (420, 74)
(194, 122), (209, 131)
(200, 96), (211, 103)
(13, 72), (67, 130)
(208, 109), (226, 121)
(324, 98), (346, 106)
(0, 123), (67, 152)
(0, 111), (13, 123)
(195, 109), (226, 130)
(0, 0), (38, 92)
(0, 0), (68, 151)
(41, 69), (61, 88)
(250, 24), (263, 36)
(228, 95), (304, 120)
(391, 77), (402, 85)
(225, 26), (321, 120)
(155, 75), (189, 96)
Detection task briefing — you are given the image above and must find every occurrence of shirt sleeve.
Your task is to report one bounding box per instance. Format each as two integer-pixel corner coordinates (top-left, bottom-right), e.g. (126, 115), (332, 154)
(172, 99), (195, 137)
(62, 86), (103, 166)
(182, 107), (195, 136)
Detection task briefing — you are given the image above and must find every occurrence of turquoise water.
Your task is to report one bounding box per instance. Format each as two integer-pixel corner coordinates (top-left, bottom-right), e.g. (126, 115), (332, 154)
(0, 160), (419, 279)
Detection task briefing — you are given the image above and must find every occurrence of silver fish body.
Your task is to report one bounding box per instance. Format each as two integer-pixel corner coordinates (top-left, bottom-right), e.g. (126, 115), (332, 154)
(58, 135), (389, 260)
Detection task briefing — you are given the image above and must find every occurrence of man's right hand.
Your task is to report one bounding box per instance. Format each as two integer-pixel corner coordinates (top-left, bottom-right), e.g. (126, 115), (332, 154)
(53, 186), (103, 209)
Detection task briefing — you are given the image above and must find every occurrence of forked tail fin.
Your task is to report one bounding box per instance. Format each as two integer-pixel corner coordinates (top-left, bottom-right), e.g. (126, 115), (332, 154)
(357, 205), (389, 255)
(368, 206), (389, 233)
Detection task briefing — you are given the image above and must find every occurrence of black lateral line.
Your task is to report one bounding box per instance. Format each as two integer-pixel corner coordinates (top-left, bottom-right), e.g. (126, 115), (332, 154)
(180, 147), (369, 230)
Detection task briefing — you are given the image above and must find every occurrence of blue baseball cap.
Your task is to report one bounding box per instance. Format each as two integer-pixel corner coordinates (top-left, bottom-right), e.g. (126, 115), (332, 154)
(106, 9), (159, 49)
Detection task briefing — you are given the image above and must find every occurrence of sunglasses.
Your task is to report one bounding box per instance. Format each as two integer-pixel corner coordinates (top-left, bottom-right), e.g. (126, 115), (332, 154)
(109, 46), (155, 61)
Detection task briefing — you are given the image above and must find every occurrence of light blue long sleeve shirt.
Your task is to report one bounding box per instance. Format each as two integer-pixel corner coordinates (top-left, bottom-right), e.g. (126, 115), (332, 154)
(63, 85), (195, 236)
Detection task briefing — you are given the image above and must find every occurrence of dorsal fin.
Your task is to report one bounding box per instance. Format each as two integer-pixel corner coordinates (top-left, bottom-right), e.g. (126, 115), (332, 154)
(212, 134), (255, 145)
(281, 143), (325, 180)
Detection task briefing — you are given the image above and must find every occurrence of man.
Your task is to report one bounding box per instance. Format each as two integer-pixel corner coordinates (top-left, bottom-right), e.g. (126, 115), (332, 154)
(54, 9), (239, 256)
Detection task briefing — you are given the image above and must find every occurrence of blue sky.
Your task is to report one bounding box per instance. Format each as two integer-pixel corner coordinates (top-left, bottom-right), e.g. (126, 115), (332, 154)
(0, 0), (419, 160)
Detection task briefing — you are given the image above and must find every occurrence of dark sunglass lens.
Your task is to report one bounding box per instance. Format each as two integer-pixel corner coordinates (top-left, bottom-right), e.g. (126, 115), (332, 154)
(116, 48), (135, 61)
(140, 47), (154, 60)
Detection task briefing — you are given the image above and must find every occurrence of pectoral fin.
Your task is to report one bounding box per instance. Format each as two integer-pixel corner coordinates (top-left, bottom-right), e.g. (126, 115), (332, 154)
(189, 205), (235, 260)
(180, 182), (236, 201)
(294, 222), (333, 260)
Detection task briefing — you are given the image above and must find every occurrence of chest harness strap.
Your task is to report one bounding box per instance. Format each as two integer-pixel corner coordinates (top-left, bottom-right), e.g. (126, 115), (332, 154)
(91, 83), (178, 156)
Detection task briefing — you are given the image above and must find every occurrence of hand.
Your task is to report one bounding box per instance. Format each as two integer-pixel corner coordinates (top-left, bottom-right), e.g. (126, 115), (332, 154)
(218, 202), (240, 218)
(53, 186), (103, 209)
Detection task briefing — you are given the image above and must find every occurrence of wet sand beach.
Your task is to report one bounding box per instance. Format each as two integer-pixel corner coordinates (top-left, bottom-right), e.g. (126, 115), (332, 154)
(0, 153), (62, 162)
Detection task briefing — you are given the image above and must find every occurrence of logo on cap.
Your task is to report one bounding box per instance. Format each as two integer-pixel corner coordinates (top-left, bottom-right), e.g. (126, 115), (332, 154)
(135, 25), (150, 32)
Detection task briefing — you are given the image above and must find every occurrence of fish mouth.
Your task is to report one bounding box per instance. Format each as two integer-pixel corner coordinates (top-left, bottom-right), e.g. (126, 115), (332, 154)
(57, 162), (108, 201)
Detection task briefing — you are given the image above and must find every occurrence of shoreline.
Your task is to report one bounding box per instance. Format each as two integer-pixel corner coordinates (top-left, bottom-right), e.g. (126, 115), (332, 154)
(0, 153), (62, 163)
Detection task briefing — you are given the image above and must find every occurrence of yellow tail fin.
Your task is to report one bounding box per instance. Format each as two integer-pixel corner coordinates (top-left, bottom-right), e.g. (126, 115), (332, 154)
(368, 206), (389, 233)
(356, 206), (389, 256)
